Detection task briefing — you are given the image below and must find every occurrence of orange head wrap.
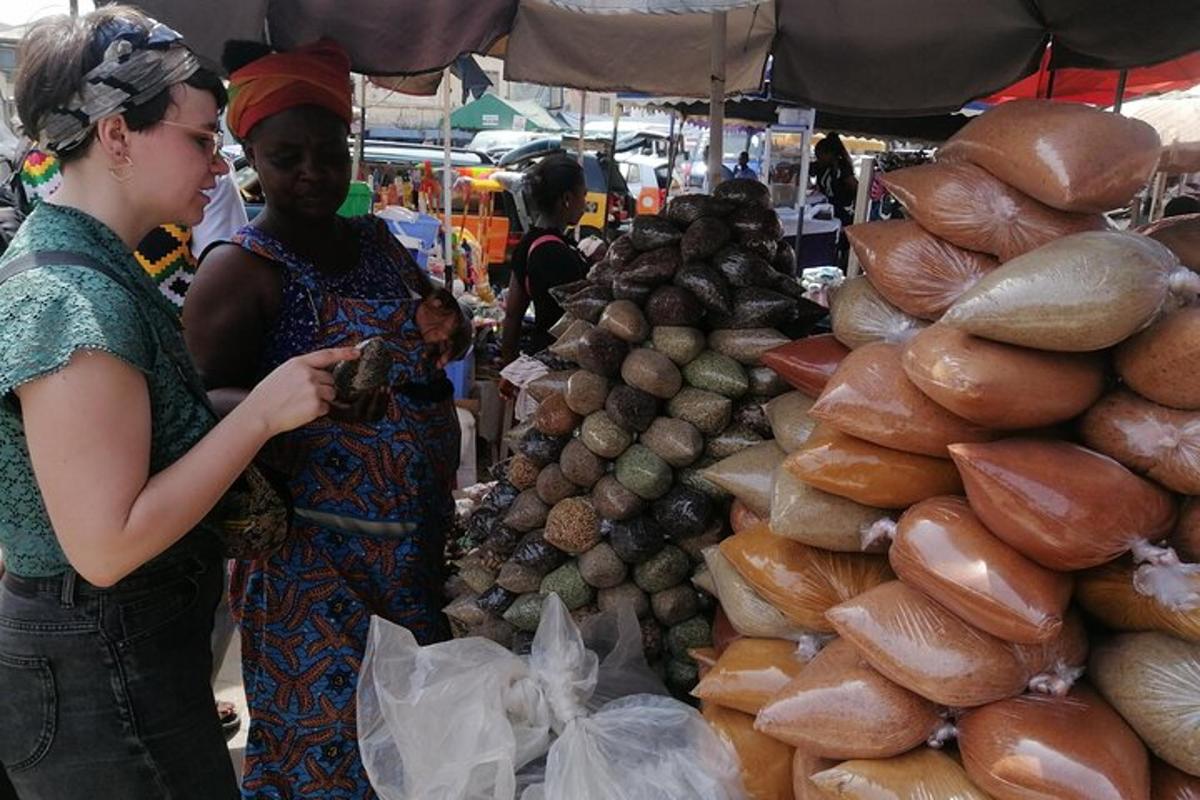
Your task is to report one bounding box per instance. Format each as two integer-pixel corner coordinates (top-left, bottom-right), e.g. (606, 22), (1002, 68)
(226, 39), (353, 139)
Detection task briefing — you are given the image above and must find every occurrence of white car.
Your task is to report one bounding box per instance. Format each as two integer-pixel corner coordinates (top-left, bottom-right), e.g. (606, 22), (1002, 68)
(617, 153), (683, 216)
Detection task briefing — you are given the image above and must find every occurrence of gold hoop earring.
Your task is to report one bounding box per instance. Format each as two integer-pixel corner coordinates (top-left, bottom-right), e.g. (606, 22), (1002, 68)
(108, 155), (134, 184)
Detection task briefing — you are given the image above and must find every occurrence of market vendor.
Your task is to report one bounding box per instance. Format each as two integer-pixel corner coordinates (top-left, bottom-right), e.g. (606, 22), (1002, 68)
(499, 153), (588, 397)
(182, 38), (468, 798)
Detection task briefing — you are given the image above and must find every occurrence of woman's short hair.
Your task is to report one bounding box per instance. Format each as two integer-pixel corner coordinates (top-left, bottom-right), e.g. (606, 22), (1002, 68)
(526, 153), (585, 216)
(14, 5), (226, 164)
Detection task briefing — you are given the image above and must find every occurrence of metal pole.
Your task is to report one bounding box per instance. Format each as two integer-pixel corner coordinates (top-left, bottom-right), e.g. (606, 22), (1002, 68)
(606, 101), (621, 233)
(707, 11), (726, 192)
(665, 110), (679, 203)
(577, 90), (587, 163)
(1045, 69), (1057, 100)
(352, 74), (366, 181)
(442, 67), (454, 287)
(1114, 69), (1129, 113)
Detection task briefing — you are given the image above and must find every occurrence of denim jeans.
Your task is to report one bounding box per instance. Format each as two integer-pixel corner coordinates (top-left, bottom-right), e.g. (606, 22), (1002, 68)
(0, 544), (239, 799)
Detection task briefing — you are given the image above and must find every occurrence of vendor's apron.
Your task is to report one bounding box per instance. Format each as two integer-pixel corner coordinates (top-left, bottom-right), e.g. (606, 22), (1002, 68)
(229, 227), (458, 800)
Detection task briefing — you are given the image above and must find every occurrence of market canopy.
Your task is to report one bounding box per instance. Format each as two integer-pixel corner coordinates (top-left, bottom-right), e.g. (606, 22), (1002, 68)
(120, 0), (1200, 115)
(449, 94), (564, 132)
(983, 49), (1200, 106)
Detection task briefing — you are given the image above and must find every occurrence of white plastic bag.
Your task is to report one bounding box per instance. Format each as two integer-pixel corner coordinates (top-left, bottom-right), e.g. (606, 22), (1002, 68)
(358, 595), (745, 800)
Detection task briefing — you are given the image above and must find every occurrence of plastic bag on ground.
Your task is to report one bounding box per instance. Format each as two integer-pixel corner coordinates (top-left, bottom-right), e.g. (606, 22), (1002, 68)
(937, 98), (1161, 213)
(889, 496), (1072, 644)
(957, 686), (1151, 800)
(785, 425), (964, 509)
(730, 499), (765, 533)
(702, 703), (794, 800)
(702, 545), (815, 641)
(793, 752), (838, 800)
(703, 441), (787, 517)
(1076, 559), (1200, 642)
(949, 439), (1177, 571)
(825, 581), (1088, 708)
(754, 638), (942, 760)
(809, 747), (991, 800)
(719, 524), (894, 633)
(692, 638), (813, 715)
(847, 220), (999, 319)
(831, 277), (928, 350)
(1080, 388), (1200, 494)
(1090, 632), (1200, 777)
(770, 468), (892, 554)
(1116, 307), (1200, 410)
(1141, 212), (1200, 271)
(1152, 758), (1200, 800)
(810, 341), (995, 457)
(760, 335), (851, 398)
(941, 231), (1192, 352)
(901, 324), (1106, 429)
(881, 160), (1109, 261)
(765, 392), (818, 453)
(358, 594), (739, 800)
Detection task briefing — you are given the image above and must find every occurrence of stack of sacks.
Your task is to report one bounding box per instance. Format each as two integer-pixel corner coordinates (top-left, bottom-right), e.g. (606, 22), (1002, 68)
(695, 99), (1200, 800)
(448, 180), (827, 698)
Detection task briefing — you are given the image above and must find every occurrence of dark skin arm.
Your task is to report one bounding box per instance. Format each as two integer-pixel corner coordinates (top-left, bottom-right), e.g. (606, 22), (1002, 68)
(499, 270), (531, 400)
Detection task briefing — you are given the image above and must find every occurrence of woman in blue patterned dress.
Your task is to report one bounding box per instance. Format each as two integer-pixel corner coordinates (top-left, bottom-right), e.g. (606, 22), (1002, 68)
(184, 40), (469, 799)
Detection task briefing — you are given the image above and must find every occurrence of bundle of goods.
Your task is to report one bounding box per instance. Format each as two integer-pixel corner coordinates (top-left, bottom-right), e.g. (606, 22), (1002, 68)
(448, 179), (826, 697)
(358, 593), (745, 799)
(689, 99), (1200, 800)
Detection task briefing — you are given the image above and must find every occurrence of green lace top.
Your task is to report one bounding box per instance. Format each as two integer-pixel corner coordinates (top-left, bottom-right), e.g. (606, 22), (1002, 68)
(0, 203), (216, 577)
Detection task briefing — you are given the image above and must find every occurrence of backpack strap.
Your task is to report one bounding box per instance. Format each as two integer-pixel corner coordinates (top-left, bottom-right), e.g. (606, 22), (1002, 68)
(523, 233), (565, 296)
(0, 249), (127, 290)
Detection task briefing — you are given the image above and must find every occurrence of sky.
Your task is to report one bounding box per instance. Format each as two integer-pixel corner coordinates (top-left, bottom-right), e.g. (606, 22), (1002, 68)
(1, 0), (96, 27)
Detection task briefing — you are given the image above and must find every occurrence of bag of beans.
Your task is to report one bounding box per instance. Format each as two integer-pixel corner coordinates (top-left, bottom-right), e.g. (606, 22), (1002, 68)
(1091, 632), (1200, 777)
(809, 747), (991, 800)
(754, 638), (943, 760)
(771, 469), (891, 553)
(792, 752), (838, 800)
(901, 324), (1106, 429)
(1115, 307), (1200, 410)
(1141, 212), (1200, 271)
(831, 277), (928, 350)
(886, 496), (1072, 644)
(784, 425), (963, 509)
(702, 441), (787, 517)
(942, 231), (1194, 352)
(701, 546), (814, 641)
(1080, 388), (1200, 495)
(826, 581), (1087, 708)
(701, 703), (795, 800)
(949, 439), (1177, 572)
(847, 220), (998, 319)
(760, 335), (851, 398)
(1175, 498), (1200, 563)
(1076, 559), (1200, 642)
(882, 160), (1108, 261)
(810, 342), (995, 458)
(719, 524), (894, 632)
(957, 686), (1151, 800)
(1152, 759), (1200, 800)
(938, 99), (1161, 213)
(764, 392), (817, 453)
(692, 638), (811, 715)
(729, 500), (764, 533)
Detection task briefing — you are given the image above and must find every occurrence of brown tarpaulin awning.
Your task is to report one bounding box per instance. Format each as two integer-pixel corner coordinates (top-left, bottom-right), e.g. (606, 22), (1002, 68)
(119, 0), (1199, 114)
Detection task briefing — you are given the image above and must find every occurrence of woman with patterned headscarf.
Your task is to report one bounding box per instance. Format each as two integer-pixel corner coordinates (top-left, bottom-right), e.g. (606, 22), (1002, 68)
(0, 8), (361, 798)
(184, 39), (470, 799)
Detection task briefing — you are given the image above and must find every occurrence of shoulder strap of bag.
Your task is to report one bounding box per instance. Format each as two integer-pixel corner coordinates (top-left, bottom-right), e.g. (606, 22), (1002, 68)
(523, 233), (566, 296)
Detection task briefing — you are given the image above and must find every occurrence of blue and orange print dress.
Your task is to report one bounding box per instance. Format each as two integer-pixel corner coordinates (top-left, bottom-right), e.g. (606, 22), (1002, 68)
(227, 217), (459, 799)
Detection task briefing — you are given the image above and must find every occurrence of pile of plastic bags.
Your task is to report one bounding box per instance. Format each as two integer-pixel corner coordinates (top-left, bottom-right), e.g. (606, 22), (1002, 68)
(691, 99), (1200, 800)
(357, 594), (745, 799)
(447, 179), (825, 697)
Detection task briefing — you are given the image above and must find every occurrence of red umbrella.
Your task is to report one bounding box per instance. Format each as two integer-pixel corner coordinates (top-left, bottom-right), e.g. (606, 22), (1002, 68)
(986, 48), (1200, 106)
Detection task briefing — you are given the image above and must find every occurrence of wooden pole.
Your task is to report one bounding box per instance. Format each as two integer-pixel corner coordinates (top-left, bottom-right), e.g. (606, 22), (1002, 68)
(707, 11), (726, 192)
(442, 67), (454, 287)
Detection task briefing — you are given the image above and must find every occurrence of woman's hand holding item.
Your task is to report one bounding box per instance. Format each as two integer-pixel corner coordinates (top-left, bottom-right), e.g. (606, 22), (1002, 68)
(243, 346), (361, 435)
